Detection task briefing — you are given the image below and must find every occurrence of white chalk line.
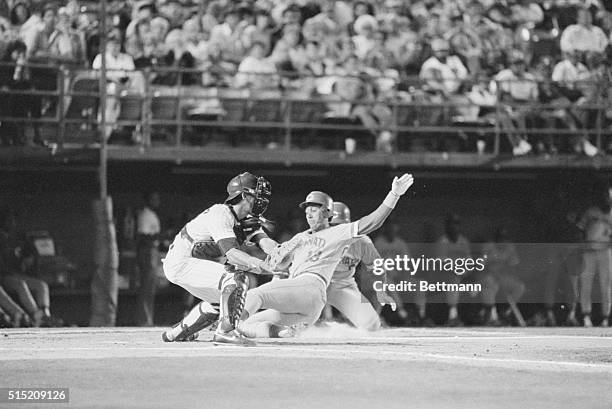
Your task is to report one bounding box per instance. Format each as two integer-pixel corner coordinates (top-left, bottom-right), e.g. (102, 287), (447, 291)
(2, 328), (611, 341)
(291, 335), (612, 341)
(0, 345), (610, 373)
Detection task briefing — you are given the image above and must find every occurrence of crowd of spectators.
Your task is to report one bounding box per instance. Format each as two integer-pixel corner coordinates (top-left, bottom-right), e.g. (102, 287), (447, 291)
(1, 0), (612, 154)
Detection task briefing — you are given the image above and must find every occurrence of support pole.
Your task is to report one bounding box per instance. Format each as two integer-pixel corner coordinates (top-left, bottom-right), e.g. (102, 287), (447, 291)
(90, 0), (119, 326)
(99, 0), (108, 199)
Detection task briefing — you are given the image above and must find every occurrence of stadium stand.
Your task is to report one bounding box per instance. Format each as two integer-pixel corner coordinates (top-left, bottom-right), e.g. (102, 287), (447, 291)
(0, 0), (610, 156)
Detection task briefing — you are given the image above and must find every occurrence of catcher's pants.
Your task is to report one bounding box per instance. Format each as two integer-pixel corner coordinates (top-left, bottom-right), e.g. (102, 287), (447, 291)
(580, 249), (612, 316)
(162, 256), (225, 304)
(326, 278), (380, 331)
(242, 273), (327, 327)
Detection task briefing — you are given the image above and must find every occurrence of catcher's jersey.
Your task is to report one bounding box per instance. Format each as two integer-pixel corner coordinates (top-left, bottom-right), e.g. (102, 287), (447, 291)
(167, 204), (240, 261)
(285, 222), (363, 284)
(332, 236), (379, 282)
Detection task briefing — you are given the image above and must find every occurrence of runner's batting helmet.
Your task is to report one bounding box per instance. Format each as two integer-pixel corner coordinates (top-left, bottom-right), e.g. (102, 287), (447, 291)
(330, 202), (351, 225)
(225, 172), (272, 216)
(299, 191), (333, 213)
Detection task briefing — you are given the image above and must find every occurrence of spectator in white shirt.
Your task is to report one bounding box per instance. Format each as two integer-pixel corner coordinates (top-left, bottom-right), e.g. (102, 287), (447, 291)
(92, 32), (144, 138)
(560, 7), (608, 55)
(552, 50), (589, 102)
(420, 37), (468, 96)
(551, 51), (597, 154)
(493, 51), (539, 155)
(235, 41), (279, 90)
(352, 14), (378, 60)
(495, 55), (539, 102)
(209, 7), (247, 66)
(92, 32), (136, 83)
(126, 0), (155, 40)
(419, 37), (470, 132)
(269, 23), (302, 71)
(302, 0), (347, 46)
(510, 0), (544, 26)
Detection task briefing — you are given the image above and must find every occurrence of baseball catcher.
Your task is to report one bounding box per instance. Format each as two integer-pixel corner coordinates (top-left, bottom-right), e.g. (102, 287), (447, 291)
(161, 171), (278, 345)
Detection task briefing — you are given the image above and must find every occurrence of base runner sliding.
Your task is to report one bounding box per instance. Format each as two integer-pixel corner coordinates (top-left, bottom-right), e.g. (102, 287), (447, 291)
(237, 174), (414, 339)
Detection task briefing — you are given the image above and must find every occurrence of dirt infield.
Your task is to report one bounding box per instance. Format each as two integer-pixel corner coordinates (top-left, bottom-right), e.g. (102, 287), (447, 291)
(1, 326), (611, 409)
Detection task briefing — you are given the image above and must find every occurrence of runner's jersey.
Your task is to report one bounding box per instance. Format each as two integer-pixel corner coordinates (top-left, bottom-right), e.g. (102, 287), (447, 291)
(332, 236), (379, 281)
(285, 222), (363, 284)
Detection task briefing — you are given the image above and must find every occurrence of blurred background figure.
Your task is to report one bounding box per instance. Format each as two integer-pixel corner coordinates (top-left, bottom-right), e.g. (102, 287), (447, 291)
(235, 41), (278, 90)
(576, 189), (612, 327)
(0, 40), (44, 146)
(541, 210), (583, 327)
(0, 209), (62, 327)
(0, 283), (29, 327)
(436, 214), (471, 327)
(135, 191), (161, 326)
(278, 207), (307, 243)
(480, 227), (525, 326)
(493, 50), (539, 156)
(560, 7), (608, 56)
(92, 30), (143, 139)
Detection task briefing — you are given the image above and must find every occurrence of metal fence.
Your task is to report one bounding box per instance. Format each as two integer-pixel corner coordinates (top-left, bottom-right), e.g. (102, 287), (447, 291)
(0, 62), (609, 155)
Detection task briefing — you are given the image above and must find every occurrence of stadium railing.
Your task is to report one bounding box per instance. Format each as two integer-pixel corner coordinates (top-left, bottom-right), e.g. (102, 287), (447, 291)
(0, 62), (609, 156)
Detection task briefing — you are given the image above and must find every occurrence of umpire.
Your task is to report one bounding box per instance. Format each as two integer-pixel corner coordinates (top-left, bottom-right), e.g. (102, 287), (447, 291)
(136, 191), (161, 326)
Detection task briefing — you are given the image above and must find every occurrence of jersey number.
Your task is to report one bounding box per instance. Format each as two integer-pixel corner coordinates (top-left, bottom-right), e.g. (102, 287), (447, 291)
(307, 250), (322, 262)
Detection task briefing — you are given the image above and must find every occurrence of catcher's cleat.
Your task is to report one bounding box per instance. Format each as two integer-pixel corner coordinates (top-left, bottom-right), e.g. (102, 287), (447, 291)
(212, 329), (256, 346)
(162, 310), (219, 342)
(162, 326), (200, 342)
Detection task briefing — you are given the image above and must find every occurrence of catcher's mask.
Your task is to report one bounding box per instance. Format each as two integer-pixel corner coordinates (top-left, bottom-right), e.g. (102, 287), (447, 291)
(225, 172), (271, 217)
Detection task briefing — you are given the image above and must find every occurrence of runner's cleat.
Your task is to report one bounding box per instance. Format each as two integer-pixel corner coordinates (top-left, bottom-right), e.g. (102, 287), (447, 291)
(212, 329), (256, 346)
(274, 323), (308, 338)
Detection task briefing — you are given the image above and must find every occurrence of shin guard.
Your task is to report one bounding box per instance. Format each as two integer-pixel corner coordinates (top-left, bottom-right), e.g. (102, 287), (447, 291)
(219, 270), (249, 332)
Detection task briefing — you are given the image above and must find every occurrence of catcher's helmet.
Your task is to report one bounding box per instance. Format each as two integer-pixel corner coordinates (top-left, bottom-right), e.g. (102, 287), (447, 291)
(299, 191), (333, 213)
(331, 201), (351, 225)
(225, 172), (272, 216)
